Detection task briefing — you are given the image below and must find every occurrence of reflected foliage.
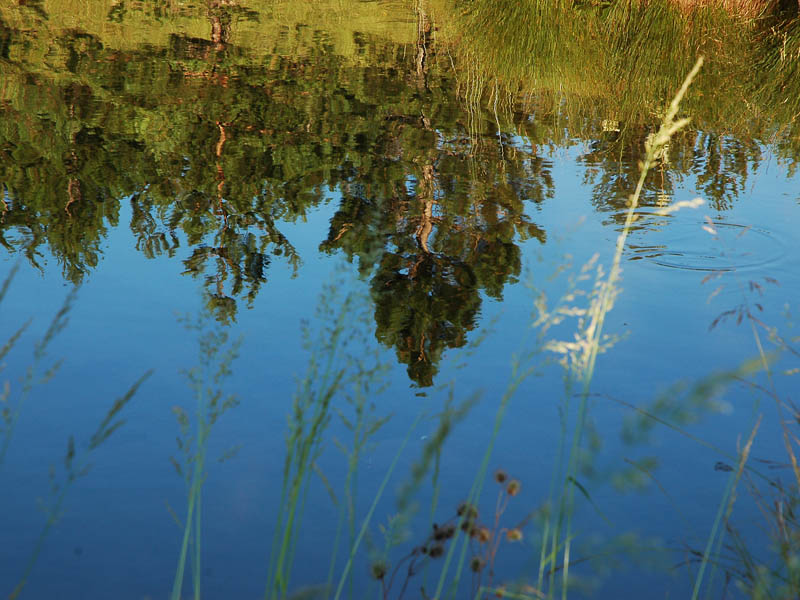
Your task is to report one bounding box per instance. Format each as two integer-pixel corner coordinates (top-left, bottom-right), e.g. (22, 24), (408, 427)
(1, 0), (799, 384)
(449, 0), (800, 221)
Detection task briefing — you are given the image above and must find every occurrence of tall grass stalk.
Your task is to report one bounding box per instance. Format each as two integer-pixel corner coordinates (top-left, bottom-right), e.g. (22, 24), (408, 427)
(431, 346), (541, 598)
(265, 281), (387, 600)
(324, 320), (392, 599)
(370, 388), (478, 598)
(265, 324), (346, 598)
(332, 414), (422, 600)
(170, 315), (241, 600)
(8, 372), (149, 599)
(1, 266), (149, 598)
(530, 57), (705, 599)
(690, 416), (760, 599)
(748, 297), (800, 489)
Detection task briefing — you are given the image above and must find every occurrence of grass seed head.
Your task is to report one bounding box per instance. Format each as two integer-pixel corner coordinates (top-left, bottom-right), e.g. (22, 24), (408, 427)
(470, 556), (487, 572)
(370, 560), (388, 580)
(433, 523), (456, 541)
(457, 501), (479, 519)
(472, 525), (491, 543)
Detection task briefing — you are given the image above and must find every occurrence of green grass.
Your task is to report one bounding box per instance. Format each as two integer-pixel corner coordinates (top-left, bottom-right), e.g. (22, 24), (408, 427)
(437, 0), (800, 143)
(170, 313), (242, 600)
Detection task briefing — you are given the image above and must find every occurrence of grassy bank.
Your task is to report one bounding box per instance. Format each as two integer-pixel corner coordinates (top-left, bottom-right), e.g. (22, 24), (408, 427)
(431, 0), (800, 146)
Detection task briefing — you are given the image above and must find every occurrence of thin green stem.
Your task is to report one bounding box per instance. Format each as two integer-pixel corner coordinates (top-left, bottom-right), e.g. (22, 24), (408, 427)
(333, 414), (422, 600)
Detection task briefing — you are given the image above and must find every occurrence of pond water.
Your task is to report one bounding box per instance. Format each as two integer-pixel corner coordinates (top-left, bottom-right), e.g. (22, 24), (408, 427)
(1, 1), (799, 599)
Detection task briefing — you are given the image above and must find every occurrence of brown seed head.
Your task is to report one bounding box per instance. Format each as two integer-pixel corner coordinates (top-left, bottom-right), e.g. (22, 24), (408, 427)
(457, 502), (479, 519)
(494, 469), (508, 484)
(506, 528), (523, 542)
(370, 560), (388, 580)
(506, 479), (521, 496)
(433, 523), (456, 541)
(470, 556), (486, 572)
(476, 526), (491, 543)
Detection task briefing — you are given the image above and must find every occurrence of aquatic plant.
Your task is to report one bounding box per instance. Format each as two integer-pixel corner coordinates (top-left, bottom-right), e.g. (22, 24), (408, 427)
(367, 470), (528, 599)
(264, 277), (409, 600)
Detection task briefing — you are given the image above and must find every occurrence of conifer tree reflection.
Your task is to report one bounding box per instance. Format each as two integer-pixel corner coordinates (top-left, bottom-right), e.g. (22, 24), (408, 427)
(321, 119), (549, 386)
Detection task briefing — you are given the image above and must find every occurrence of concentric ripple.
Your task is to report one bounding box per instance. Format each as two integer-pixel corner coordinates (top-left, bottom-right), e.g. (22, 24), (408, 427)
(628, 221), (786, 272)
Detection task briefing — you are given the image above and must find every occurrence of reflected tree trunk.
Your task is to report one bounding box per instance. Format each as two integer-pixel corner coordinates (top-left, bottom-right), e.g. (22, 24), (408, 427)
(415, 164), (435, 255)
(208, 1), (232, 50)
(414, 1), (436, 258)
(65, 177), (81, 217)
(215, 121), (228, 216)
(415, 0), (432, 87)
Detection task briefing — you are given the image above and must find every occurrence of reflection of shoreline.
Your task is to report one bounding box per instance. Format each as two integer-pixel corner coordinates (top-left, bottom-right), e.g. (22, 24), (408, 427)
(0, 0), (797, 386)
(0, 5), (552, 385)
(435, 0), (800, 144)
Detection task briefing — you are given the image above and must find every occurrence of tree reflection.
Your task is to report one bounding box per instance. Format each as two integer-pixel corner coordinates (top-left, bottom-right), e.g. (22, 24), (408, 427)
(0, 0), (797, 383)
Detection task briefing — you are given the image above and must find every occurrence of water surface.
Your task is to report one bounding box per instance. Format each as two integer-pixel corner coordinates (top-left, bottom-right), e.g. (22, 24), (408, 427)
(2, 1), (800, 598)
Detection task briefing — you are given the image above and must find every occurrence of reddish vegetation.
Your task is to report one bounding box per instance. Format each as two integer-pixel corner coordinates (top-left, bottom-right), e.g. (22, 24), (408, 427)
(668, 0), (799, 18)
